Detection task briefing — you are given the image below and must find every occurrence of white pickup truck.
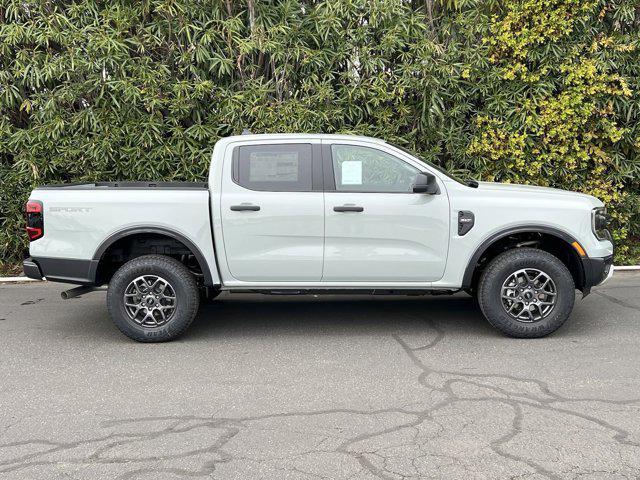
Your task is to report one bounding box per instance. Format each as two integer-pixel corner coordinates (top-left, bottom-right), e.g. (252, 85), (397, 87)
(23, 134), (614, 342)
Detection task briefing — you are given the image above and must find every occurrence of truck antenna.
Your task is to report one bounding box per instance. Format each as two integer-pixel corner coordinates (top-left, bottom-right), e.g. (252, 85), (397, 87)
(241, 128), (252, 135)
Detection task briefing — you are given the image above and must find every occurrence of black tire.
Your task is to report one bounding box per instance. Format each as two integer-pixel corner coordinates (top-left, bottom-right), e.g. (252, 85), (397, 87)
(107, 255), (200, 342)
(477, 248), (575, 338)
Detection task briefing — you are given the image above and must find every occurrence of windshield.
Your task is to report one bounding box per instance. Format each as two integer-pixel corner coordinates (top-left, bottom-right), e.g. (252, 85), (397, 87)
(389, 143), (469, 186)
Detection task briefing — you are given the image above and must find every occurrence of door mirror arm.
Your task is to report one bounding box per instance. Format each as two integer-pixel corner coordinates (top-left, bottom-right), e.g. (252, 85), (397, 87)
(412, 172), (439, 194)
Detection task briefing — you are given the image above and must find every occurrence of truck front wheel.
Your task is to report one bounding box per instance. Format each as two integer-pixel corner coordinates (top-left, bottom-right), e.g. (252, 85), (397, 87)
(477, 248), (575, 338)
(107, 255), (200, 342)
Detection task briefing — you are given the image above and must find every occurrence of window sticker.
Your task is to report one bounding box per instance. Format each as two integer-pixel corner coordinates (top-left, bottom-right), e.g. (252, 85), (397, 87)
(341, 161), (362, 185)
(249, 153), (299, 182)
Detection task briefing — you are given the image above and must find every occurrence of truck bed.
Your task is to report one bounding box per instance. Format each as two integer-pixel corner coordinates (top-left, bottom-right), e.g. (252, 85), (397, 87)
(27, 183), (217, 285)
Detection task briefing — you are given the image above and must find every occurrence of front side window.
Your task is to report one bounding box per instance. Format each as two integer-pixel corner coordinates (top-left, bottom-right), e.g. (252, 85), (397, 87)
(235, 144), (312, 191)
(330, 144), (419, 193)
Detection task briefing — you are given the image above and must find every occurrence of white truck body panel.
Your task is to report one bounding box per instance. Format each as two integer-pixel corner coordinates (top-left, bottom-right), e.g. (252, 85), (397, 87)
(320, 139), (450, 283)
(433, 179), (613, 288)
(29, 188), (221, 285)
(215, 137), (325, 284)
(322, 190), (449, 282)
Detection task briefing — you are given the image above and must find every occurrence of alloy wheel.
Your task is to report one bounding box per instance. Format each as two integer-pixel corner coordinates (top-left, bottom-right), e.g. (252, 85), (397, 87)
(123, 275), (177, 327)
(500, 268), (557, 322)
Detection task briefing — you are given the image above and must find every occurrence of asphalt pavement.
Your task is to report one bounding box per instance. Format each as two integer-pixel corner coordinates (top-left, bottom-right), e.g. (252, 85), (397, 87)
(0, 273), (639, 479)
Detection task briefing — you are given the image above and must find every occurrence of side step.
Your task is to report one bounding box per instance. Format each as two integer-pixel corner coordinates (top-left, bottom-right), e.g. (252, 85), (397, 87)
(228, 289), (459, 296)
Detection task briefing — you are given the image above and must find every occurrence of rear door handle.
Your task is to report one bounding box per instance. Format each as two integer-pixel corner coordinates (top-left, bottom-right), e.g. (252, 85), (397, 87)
(333, 205), (364, 212)
(230, 204), (260, 211)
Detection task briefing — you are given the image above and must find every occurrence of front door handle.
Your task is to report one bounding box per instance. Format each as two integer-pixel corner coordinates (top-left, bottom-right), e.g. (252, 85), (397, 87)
(230, 204), (260, 211)
(333, 205), (364, 213)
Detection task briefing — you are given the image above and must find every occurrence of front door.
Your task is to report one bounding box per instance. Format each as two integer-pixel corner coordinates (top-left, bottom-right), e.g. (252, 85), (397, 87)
(322, 142), (449, 283)
(220, 142), (324, 282)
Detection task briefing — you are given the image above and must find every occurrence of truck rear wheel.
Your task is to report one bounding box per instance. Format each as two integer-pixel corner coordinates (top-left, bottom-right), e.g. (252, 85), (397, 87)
(477, 248), (575, 338)
(107, 255), (200, 342)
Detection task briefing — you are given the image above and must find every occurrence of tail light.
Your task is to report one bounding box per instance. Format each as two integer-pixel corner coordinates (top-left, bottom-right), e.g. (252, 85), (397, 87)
(25, 200), (44, 241)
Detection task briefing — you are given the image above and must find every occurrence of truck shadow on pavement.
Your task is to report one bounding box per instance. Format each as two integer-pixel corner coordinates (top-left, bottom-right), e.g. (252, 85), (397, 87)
(184, 293), (593, 341)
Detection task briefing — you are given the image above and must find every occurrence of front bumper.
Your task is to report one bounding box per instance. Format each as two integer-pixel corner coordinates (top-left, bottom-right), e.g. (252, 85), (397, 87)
(581, 255), (614, 293)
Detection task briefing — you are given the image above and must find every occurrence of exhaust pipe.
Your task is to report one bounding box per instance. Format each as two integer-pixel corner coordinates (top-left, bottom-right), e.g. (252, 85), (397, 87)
(61, 285), (96, 300)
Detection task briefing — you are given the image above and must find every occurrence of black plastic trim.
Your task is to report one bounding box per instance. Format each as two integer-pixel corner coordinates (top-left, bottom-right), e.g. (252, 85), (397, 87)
(91, 227), (214, 286)
(581, 255), (613, 294)
(458, 211), (474, 236)
(312, 144), (324, 191)
(36, 182), (207, 190)
(461, 225), (585, 289)
(321, 144), (336, 191)
(229, 288), (458, 296)
(22, 258), (43, 280)
(28, 256), (97, 285)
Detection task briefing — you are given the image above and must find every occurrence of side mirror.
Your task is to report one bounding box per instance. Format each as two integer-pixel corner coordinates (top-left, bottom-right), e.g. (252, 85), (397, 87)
(412, 172), (439, 194)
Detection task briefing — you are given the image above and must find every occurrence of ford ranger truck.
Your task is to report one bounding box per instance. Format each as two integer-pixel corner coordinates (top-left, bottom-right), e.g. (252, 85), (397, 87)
(23, 134), (614, 342)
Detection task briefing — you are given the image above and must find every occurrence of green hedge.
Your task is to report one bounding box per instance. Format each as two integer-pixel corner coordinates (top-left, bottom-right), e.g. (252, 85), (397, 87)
(1, 0), (639, 265)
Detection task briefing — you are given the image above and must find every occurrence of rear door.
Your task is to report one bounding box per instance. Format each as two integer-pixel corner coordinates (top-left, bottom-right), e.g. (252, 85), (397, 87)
(220, 141), (324, 282)
(322, 141), (449, 283)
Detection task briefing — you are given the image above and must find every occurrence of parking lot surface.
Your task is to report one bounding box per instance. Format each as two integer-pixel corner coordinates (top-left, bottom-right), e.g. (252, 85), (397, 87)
(0, 272), (639, 479)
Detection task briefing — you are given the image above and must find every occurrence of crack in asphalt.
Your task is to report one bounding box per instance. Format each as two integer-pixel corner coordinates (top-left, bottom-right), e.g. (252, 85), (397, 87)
(390, 311), (640, 477)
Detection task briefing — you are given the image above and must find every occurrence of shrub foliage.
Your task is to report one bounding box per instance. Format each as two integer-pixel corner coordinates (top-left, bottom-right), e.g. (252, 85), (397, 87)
(1, 0), (639, 264)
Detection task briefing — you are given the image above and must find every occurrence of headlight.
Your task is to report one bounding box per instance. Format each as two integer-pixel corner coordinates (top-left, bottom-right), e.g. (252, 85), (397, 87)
(591, 207), (610, 241)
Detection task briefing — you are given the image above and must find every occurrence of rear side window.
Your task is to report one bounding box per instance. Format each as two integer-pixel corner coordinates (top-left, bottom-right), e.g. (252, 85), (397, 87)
(233, 144), (312, 192)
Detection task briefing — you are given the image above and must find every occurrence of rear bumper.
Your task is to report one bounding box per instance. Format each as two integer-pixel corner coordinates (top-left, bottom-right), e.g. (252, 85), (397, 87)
(23, 257), (97, 285)
(581, 255), (614, 293)
(23, 258), (43, 280)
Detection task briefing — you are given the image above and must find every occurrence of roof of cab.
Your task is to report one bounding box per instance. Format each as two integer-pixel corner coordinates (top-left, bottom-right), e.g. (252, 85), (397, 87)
(218, 133), (388, 145)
